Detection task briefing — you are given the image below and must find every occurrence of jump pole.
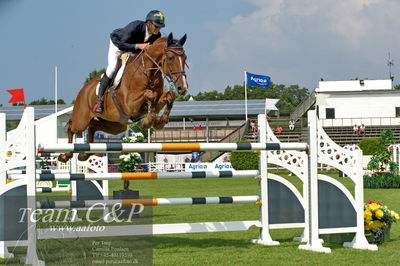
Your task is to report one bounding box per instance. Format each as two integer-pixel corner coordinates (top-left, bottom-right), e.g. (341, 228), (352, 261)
(252, 114), (279, 245)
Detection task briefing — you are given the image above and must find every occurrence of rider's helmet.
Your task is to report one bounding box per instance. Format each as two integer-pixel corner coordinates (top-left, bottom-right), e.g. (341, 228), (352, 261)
(146, 10), (165, 28)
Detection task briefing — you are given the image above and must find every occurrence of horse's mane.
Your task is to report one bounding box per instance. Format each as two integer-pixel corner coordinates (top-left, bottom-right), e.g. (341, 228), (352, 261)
(151, 37), (168, 48)
(152, 36), (183, 49)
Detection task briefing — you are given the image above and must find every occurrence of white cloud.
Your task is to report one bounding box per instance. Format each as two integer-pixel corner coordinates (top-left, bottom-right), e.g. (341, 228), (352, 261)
(209, 0), (400, 89)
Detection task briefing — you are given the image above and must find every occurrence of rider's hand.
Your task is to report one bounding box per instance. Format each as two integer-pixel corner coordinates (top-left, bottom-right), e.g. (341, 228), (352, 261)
(136, 43), (149, 50)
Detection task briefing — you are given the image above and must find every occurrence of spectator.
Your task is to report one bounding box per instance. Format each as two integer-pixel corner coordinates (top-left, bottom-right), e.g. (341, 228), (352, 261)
(275, 126), (283, 134)
(359, 124), (366, 136)
(191, 152), (199, 162)
(250, 120), (258, 136)
(353, 124), (359, 136)
(183, 157), (191, 170)
(289, 119), (295, 131)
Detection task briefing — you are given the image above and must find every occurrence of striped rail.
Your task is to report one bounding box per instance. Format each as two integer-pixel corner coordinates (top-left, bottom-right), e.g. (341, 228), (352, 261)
(37, 195), (260, 209)
(37, 142), (308, 153)
(13, 170), (260, 181)
(8, 169), (71, 175)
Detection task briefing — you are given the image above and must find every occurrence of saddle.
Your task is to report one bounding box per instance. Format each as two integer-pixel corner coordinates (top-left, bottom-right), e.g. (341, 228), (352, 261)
(95, 52), (142, 123)
(95, 52), (132, 96)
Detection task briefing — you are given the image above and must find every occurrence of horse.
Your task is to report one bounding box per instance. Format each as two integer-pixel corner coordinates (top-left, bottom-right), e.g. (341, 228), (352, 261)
(58, 33), (188, 163)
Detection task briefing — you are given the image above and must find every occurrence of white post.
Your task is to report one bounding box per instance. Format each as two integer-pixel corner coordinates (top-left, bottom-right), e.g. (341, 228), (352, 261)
(206, 118), (209, 143)
(343, 149), (378, 250)
(55, 66), (58, 143)
(244, 72), (248, 121)
(264, 98), (267, 115)
(0, 113), (5, 187)
(252, 114), (279, 246)
(299, 110), (331, 253)
(0, 112), (14, 259)
(21, 107), (44, 265)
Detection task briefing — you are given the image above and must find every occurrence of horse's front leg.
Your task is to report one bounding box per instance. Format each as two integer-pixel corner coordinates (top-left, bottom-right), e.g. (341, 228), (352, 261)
(58, 122), (74, 163)
(153, 90), (176, 130)
(77, 124), (96, 161)
(142, 89), (158, 129)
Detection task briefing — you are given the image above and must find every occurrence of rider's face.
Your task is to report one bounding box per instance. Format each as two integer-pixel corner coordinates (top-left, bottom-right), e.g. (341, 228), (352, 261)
(147, 22), (161, 35)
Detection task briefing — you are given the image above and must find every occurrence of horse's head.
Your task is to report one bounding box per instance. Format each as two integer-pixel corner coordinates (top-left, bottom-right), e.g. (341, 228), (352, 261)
(162, 33), (188, 96)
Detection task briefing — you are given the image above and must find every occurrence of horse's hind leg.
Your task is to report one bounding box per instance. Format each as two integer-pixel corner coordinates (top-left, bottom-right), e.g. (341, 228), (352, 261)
(153, 90), (176, 129)
(77, 119), (128, 161)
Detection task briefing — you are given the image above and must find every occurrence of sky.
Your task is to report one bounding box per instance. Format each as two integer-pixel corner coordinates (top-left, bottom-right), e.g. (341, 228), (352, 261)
(0, 0), (399, 106)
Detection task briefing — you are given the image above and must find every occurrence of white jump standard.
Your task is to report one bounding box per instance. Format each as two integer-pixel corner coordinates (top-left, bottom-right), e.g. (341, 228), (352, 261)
(0, 107), (378, 265)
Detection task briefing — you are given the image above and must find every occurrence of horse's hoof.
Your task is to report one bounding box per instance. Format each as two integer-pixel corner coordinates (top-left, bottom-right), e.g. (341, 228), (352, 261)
(58, 153), (72, 163)
(78, 153), (91, 161)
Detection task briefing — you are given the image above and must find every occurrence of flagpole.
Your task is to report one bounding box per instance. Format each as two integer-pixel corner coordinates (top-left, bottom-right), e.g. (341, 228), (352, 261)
(244, 71), (248, 121)
(55, 66), (58, 143)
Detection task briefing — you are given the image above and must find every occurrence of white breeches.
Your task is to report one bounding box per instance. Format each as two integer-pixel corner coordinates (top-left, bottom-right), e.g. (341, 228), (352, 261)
(106, 40), (122, 78)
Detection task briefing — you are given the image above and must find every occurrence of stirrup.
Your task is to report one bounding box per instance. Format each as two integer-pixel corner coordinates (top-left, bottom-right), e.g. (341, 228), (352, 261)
(92, 101), (103, 113)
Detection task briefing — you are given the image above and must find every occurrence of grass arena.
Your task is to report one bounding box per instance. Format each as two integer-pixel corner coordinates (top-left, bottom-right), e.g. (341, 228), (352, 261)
(0, 107), (399, 265)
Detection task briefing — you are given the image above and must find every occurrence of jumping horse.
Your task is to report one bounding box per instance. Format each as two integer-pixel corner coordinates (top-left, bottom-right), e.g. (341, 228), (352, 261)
(58, 33), (188, 163)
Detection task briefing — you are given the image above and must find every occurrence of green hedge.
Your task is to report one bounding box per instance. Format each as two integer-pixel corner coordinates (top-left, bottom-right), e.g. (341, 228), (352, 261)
(364, 174), (400, 188)
(359, 138), (385, 155)
(230, 142), (258, 170)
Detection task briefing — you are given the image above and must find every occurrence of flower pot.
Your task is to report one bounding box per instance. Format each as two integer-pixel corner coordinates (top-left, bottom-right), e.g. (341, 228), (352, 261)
(113, 190), (140, 219)
(365, 224), (391, 244)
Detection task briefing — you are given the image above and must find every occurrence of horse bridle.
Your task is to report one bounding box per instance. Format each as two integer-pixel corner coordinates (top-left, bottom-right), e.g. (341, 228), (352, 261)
(141, 46), (186, 87)
(163, 47), (187, 83)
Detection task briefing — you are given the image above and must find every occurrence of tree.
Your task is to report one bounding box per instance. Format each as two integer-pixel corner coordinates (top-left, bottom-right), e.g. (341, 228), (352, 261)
(29, 98), (66, 105)
(85, 68), (106, 84)
(175, 94), (191, 101)
(367, 129), (397, 174)
(394, 84), (400, 90)
(188, 81), (309, 114)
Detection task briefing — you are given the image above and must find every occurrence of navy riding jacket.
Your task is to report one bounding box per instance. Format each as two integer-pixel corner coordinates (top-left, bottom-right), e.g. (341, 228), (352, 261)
(110, 20), (161, 53)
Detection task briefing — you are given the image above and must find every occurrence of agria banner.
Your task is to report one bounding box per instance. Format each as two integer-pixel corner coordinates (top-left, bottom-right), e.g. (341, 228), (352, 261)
(185, 163), (234, 171)
(246, 72), (270, 87)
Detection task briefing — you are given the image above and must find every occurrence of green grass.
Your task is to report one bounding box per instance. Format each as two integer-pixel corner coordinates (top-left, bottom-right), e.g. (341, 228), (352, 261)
(3, 170), (400, 265)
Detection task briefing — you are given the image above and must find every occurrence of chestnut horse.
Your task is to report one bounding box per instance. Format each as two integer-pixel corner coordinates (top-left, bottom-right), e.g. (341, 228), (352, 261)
(58, 33), (188, 162)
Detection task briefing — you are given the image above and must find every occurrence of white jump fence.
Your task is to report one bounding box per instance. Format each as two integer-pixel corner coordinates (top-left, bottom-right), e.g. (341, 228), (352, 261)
(0, 107), (376, 265)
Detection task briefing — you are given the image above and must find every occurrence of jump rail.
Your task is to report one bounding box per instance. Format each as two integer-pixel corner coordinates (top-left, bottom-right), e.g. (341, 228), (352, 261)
(37, 195), (260, 209)
(37, 142), (308, 153)
(9, 170), (259, 181)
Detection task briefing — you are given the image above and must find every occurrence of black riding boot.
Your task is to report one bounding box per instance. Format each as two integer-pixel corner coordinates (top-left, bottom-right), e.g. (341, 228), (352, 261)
(93, 75), (111, 113)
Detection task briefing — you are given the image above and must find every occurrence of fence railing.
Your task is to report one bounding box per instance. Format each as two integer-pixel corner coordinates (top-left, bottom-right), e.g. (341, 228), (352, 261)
(199, 120), (249, 162)
(150, 127), (239, 143)
(290, 90), (316, 121)
(320, 117), (400, 127)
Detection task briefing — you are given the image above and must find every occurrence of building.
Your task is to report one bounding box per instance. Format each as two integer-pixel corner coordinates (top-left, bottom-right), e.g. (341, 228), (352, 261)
(0, 98), (280, 144)
(315, 79), (400, 127)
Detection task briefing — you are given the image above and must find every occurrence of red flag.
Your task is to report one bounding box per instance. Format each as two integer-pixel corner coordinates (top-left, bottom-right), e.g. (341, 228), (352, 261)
(7, 88), (25, 103)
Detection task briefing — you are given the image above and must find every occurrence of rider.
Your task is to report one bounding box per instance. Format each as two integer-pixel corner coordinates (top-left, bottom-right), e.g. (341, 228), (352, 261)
(93, 10), (165, 113)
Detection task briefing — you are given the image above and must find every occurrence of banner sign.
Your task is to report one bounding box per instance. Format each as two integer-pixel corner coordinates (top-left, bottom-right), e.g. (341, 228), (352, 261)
(246, 72), (270, 87)
(185, 163), (234, 172)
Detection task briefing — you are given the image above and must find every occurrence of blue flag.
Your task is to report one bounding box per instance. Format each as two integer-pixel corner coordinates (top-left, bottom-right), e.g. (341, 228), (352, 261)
(246, 72), (270, 87)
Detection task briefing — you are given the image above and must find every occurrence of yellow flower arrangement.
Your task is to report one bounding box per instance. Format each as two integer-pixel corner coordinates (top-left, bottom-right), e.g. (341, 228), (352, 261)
(364, 200), (399, 243)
